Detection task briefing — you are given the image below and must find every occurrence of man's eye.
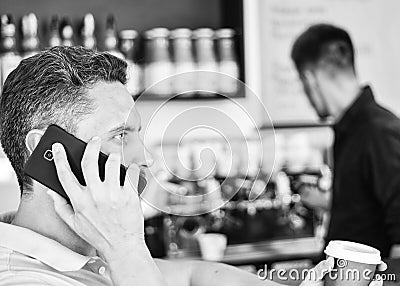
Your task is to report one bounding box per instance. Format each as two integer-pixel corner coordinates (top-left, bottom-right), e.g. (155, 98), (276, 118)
(113, 133), (125, 141)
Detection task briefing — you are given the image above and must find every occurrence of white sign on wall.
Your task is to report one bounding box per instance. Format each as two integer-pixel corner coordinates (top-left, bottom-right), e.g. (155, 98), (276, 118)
(256, 0), (397, 122)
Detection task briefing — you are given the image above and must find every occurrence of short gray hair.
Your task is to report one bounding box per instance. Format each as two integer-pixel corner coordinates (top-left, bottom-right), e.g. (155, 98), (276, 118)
(0, 46), (127, 194)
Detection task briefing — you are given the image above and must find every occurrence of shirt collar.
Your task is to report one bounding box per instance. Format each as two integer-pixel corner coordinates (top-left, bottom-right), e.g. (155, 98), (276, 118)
(333, 85), (375, 135)
(0, 212), (93, 272)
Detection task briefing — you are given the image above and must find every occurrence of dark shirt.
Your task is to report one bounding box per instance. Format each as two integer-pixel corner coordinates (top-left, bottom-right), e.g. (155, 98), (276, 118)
(327, 86), (400, 258)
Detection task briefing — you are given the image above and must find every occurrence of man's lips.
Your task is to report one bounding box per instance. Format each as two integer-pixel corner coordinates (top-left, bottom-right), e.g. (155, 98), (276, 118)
(139, 167), (147, 179)
(138, 169), (147, 194)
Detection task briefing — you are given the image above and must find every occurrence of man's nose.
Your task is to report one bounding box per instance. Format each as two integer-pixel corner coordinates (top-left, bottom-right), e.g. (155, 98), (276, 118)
(130, 141), (153, 168)
(141, 145), (154, 168)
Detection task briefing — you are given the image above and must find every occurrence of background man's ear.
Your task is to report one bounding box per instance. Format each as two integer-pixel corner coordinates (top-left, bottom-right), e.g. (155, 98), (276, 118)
(25, 129), (44, 154)
(303, 70), (317, 87)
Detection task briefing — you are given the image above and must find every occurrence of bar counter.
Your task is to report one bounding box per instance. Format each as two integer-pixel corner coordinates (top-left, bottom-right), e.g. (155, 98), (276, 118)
(167, 237), (323, 265)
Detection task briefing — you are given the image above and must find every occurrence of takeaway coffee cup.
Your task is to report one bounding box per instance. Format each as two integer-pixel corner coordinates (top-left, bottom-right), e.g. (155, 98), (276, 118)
(197, 233), (227, 261)
(324, 240), (382, 286)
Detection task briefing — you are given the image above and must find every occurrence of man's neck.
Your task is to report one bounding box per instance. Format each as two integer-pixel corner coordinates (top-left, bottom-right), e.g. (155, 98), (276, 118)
(11, 185), (96, 257)
(330, 77), (361, 123)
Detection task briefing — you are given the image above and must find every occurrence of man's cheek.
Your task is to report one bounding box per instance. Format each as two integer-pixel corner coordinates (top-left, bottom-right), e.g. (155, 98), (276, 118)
(100, 142), (123, 157)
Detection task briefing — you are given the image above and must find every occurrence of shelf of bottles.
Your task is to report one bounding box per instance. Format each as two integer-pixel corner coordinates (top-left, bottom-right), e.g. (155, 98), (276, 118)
(0, 13), (243, 100)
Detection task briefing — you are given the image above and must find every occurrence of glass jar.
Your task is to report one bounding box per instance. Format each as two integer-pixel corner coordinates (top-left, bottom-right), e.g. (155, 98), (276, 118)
(0, 14), (21, 88)
(170, 28), (196, 97)
(143, 28), (173, 97)
(60, 17), (74, 47)
(216, 28), (239, 96)
(119, 29), (141, 96)
(104, 15), (124, 59)
(21, 13), (40, 58)
(81, 13), (96, 50)
(48, 15), (61, 48)
(193, 28), (219, 97)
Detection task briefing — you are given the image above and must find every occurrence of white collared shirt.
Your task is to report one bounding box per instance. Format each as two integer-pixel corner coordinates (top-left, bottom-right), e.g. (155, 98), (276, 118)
(0, 213), (112, 285)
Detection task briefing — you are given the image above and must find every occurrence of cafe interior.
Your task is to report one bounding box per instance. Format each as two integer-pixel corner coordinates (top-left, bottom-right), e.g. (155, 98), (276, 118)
(0, 0), (400, 285)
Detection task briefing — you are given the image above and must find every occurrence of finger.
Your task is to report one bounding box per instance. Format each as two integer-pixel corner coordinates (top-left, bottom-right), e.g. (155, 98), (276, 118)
(81, 136), (102, 186)
(47, 190), (75, 231)
(377, 262), (387, 272)
(105, 152), (121, 187)
(52, 143), (82, 202)
(303, 257), (335, 284)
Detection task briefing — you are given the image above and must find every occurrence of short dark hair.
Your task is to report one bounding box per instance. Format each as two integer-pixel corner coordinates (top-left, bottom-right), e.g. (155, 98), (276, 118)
(291, 24), (355, 73)
(0, 46), (127, 194)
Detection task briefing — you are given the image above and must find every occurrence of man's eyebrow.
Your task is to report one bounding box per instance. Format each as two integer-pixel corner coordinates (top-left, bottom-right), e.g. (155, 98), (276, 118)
(108, 125), (140, 133)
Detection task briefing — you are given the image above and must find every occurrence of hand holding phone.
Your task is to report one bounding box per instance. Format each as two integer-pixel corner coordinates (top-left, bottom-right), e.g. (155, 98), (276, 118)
(50, 137), (146, 253)
(25, 125), (164, 286)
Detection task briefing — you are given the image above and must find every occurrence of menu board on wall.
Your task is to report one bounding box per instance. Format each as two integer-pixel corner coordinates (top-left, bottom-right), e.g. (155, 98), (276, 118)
(258, 0), (382, 122)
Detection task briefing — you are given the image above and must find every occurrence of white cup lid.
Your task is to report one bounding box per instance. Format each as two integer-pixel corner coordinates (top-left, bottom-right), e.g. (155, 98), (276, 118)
(324, 240), (382, 265)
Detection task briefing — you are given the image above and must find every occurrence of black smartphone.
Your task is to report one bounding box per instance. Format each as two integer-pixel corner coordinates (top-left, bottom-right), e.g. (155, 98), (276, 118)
(24, 124), (147, 203)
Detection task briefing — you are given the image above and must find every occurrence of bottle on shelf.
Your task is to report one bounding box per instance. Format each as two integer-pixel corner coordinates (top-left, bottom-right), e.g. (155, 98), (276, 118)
(48, 15), (62, 48)
(143, 28), (173, 97)
(193, 28), (219, 97)
(170, 28), (196, 97)
(104, 15), (124, 59)
(80, 13), (96, 50)
(21, 13), (40, 58)
(0, 14), (22, 89)
(60, 17), (74, 47)
(215, 28), (240, 96)
(119, 29), (141, 96)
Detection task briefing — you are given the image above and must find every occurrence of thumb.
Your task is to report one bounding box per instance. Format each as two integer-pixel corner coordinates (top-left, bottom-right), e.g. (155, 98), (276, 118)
(47, 190), (75, 231)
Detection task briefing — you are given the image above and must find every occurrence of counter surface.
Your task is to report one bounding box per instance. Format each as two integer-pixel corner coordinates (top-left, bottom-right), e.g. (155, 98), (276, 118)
(167, 237), (324, 265)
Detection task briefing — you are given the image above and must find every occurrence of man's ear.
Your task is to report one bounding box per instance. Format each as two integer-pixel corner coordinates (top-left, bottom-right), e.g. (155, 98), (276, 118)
(303, 70), (317, 87)
(25, 129), (44, 154)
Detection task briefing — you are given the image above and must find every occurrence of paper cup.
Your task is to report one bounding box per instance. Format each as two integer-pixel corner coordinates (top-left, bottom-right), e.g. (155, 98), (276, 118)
(324, 241), (382, 286)
(197, 233), (227, 261)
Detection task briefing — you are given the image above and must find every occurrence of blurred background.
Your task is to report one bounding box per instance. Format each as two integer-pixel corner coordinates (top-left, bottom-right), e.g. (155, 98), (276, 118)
(1, 0), (399, 277)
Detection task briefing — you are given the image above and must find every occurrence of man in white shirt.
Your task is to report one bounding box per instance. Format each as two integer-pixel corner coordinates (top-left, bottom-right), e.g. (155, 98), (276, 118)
(0, 46), (332, 286)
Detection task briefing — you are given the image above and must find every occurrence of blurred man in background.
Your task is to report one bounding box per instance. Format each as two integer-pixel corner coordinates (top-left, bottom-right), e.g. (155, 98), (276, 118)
(291, 24), (400, 258)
